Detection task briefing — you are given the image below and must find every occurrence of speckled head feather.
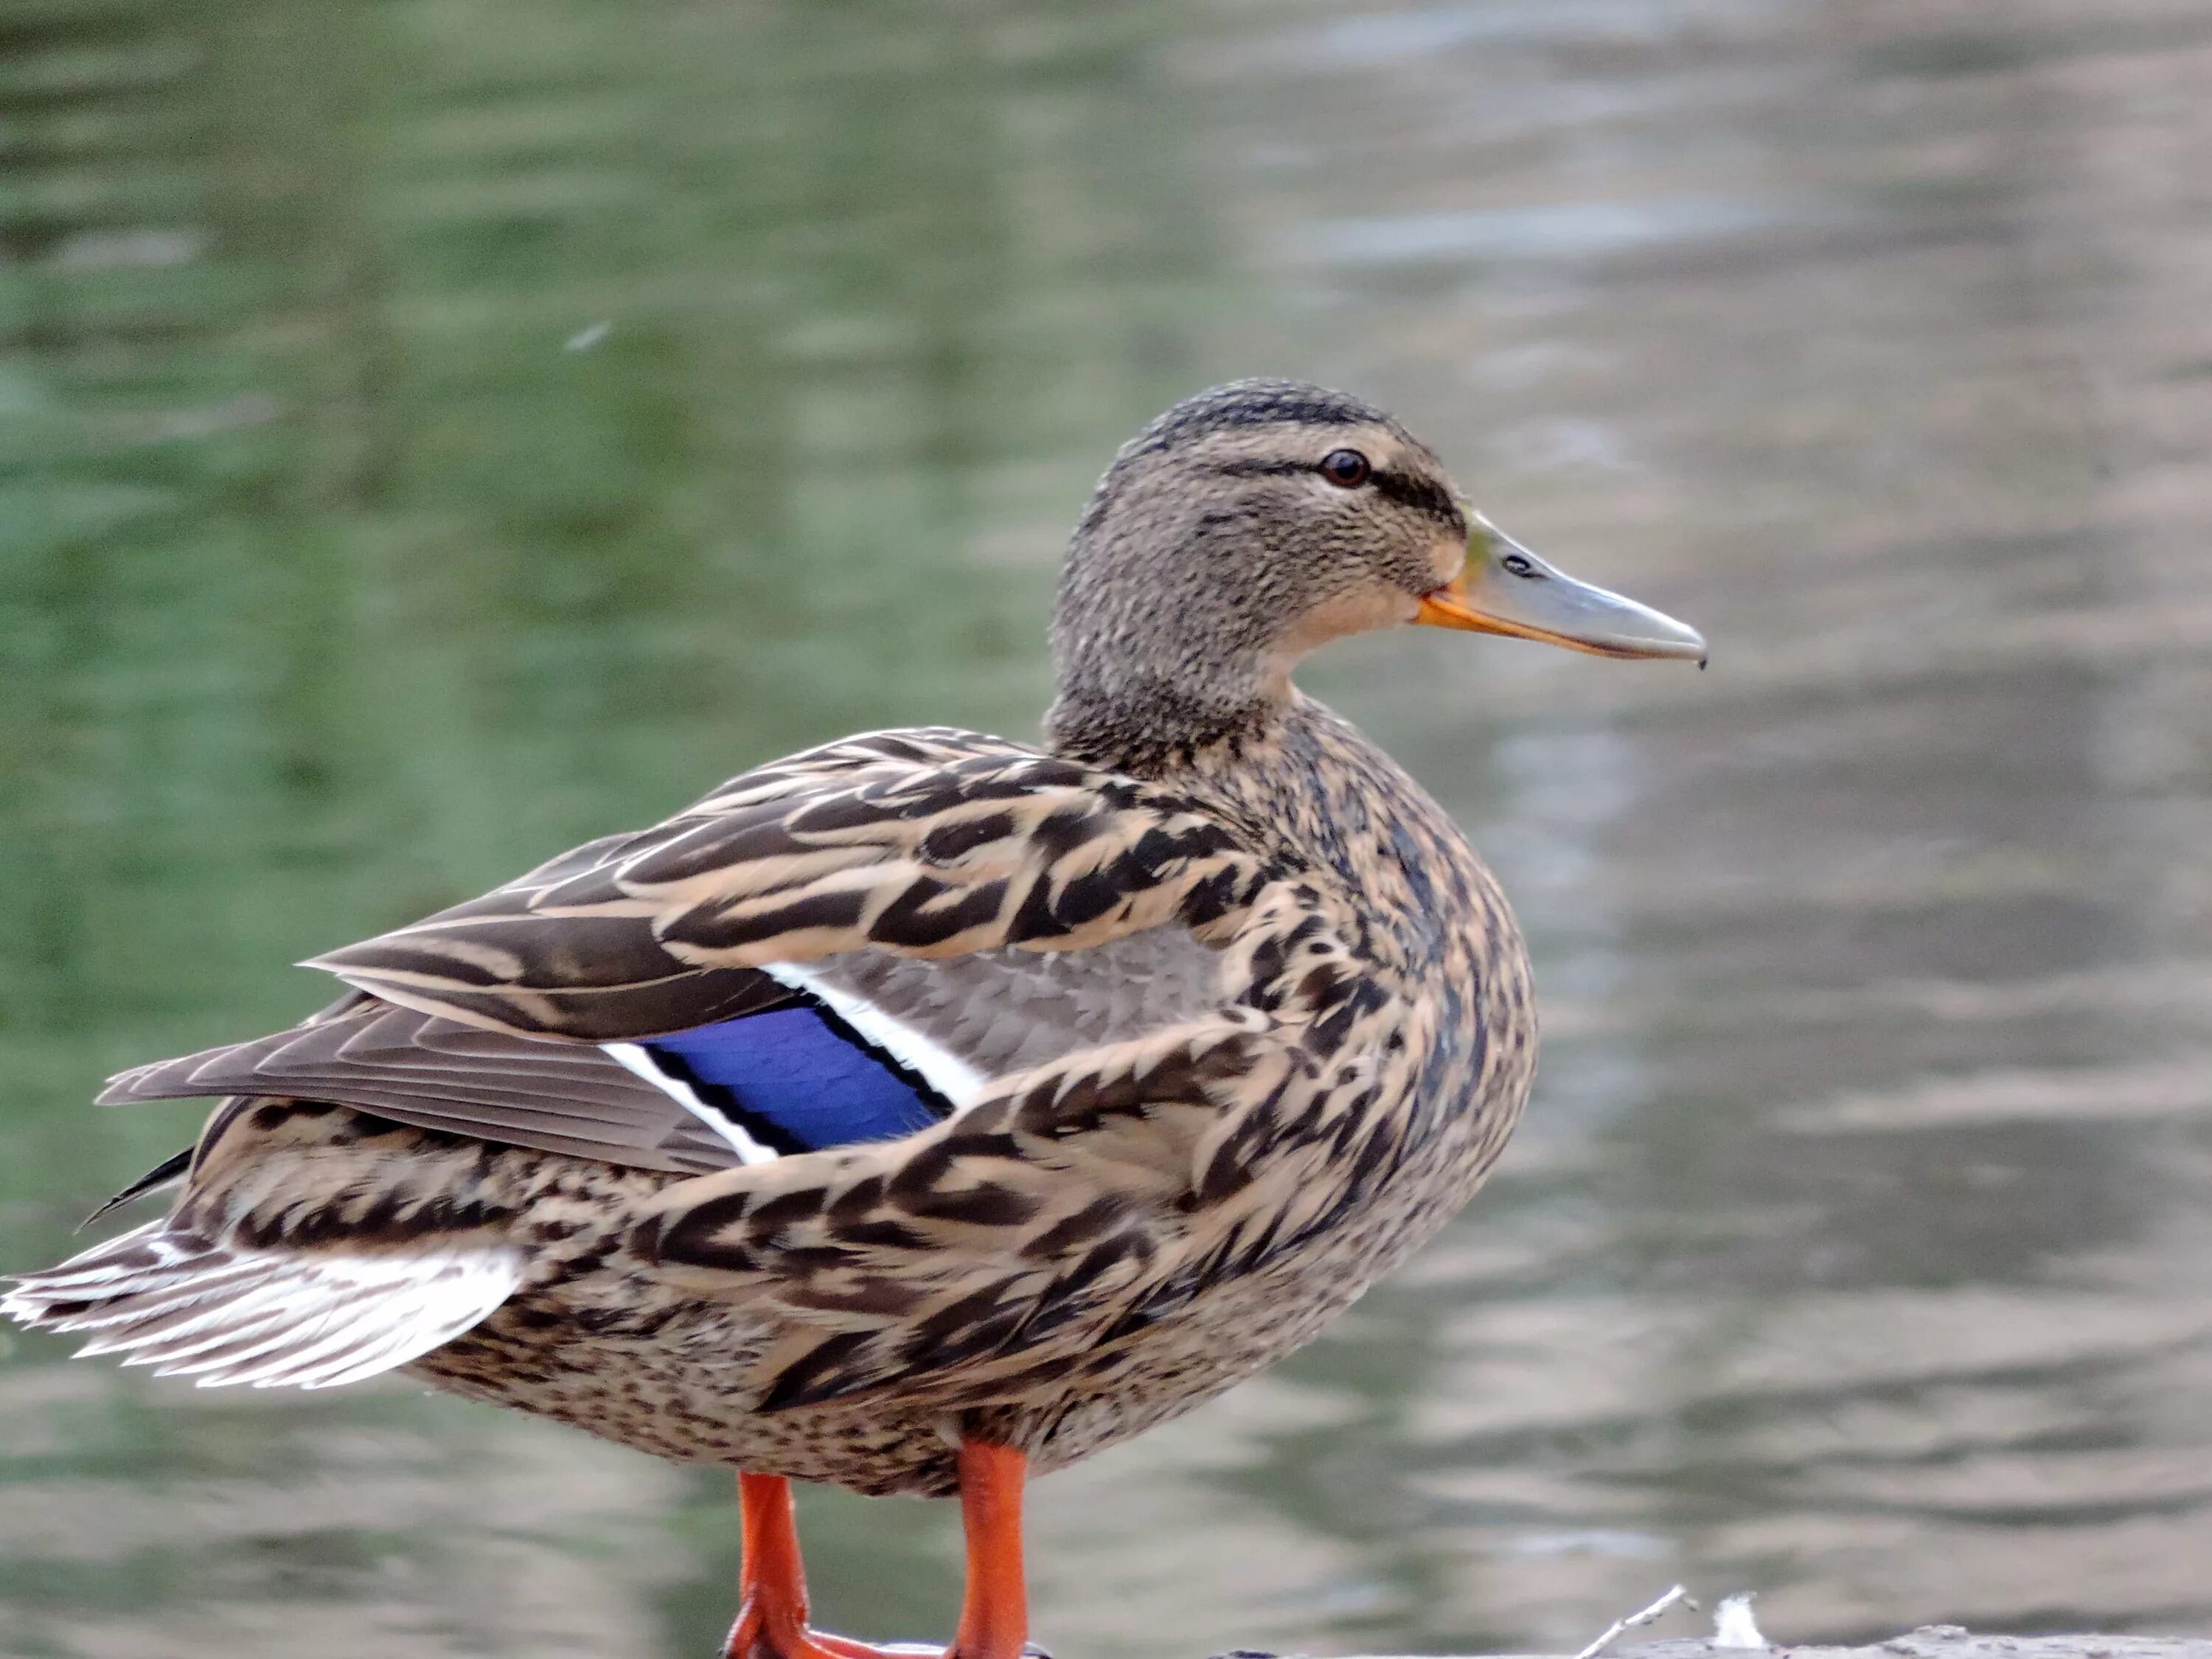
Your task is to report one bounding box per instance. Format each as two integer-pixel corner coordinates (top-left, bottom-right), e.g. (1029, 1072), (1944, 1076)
(1047, 378), (1470, 772)
(1121, 378), (1399, 452)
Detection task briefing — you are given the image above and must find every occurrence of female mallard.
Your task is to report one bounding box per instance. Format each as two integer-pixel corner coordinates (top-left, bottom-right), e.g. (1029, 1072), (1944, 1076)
(6, 380), (1703, 1659)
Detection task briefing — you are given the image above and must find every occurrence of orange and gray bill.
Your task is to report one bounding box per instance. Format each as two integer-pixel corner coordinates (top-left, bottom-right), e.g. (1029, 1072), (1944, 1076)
(1417, 515), (1707, 664)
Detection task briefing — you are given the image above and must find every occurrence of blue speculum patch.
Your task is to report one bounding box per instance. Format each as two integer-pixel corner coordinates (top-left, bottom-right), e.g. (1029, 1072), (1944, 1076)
(643, 1005), (947, 1152)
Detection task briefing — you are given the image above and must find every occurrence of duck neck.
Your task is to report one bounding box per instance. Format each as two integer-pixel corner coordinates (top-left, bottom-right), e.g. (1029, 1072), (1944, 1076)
(1048, 685), (1370, 896)
(1043, 674), (1287, 780)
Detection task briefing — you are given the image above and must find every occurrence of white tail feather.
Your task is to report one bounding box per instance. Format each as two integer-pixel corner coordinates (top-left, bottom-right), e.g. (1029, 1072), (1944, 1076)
(4, 1220), (521, 1391)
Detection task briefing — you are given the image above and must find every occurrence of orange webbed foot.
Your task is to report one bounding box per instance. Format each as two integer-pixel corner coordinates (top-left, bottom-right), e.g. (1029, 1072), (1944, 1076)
(721, 1610), (924, 1659)
(726, 1443), (1032, 1659)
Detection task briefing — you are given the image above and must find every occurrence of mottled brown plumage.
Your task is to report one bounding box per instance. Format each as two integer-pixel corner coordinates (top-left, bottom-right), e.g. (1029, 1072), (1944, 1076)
(5, 379), (1703, 1656)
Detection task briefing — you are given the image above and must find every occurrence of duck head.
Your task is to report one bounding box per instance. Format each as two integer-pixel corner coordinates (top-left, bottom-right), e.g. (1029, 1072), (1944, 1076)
(1047, 378), (1704, 767)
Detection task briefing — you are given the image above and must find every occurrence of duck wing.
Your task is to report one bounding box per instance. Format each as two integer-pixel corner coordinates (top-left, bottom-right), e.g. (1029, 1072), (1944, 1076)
(54, 730), (1387, 1413)
(97, 729), (1273, 1175)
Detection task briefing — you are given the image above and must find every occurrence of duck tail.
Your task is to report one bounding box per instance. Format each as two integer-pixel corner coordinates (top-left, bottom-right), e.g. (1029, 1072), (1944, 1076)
(4, 1220), (522, 1391)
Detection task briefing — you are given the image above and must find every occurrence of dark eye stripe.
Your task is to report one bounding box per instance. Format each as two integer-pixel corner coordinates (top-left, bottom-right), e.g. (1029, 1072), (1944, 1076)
(1208, 458), (1464, 533)
(1368, 469), (1464, 530)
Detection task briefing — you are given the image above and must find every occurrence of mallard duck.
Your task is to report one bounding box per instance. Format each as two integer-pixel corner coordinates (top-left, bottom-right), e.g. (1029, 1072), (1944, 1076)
(5, 380), (1703, 1659)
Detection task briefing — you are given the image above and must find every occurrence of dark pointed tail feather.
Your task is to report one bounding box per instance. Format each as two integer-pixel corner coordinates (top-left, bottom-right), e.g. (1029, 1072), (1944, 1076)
(78, 1147), (194, 1231)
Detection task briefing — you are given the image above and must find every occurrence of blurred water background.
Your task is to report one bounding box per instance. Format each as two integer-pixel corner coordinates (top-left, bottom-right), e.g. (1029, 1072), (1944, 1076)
(5, 1), (2212, 1655)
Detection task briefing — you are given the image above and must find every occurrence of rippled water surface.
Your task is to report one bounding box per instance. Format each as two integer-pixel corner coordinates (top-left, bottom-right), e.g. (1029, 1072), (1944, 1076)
(5, 1), (2212, 1655)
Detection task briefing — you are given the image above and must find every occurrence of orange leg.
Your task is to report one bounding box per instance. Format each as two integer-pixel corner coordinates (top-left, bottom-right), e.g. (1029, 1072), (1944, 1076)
(720, 1444), (1032, 1659)
(723, 1473), (904, 1659)
(949, 1440), (1029, 1659)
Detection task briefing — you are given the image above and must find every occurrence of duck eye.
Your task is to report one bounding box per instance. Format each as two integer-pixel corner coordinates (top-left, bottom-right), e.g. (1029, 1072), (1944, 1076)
(1318, 448), (1371, 488)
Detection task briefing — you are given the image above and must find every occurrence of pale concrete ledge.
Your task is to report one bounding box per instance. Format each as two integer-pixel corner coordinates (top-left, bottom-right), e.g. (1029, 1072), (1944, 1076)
(1621, 1632), (2212, 1659)
(1209, 1631), (2212, 1659)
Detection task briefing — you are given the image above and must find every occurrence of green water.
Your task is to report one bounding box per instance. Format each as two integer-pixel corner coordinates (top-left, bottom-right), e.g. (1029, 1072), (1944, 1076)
(6, 1), (2212, 1655)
